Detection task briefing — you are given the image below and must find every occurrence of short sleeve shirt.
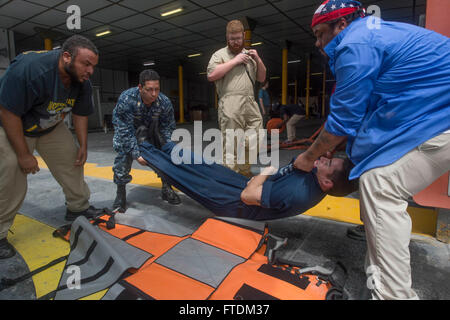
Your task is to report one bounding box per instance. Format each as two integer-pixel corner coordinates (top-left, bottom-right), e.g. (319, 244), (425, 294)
(207, 46), (256, 98)
(0, 49), (93, 137)
(256, 163), (326, 220)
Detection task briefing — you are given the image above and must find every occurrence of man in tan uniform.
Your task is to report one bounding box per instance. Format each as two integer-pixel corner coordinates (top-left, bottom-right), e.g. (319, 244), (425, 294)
(207, 20), (267, 177)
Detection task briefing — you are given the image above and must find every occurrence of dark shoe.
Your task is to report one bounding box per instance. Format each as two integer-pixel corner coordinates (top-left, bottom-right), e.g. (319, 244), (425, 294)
(0, 238), (16, 259)
(161, 183), (181, 205)
(65, 206), (104, 222)
(346, 225), (366, 241)
(112, 184), (127, 212)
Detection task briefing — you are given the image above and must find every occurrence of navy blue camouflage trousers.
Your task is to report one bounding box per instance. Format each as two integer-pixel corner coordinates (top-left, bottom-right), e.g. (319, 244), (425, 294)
(113, 153), (134, 185)
(113, 153), (169, 186)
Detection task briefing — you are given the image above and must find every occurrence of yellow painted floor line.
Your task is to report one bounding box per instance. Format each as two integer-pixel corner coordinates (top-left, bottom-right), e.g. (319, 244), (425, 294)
(304, 195), (437, 238)
(35, 156), (437, 237)
(8, 214), (69, 299)
(9, 214), (108, 300)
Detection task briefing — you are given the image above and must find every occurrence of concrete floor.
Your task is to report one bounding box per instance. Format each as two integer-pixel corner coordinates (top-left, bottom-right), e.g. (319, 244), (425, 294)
(0, 118), (449, 300)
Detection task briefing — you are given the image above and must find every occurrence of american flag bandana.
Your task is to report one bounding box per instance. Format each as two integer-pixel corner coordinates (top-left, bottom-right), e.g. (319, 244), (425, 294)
(311, 0), (364, 28)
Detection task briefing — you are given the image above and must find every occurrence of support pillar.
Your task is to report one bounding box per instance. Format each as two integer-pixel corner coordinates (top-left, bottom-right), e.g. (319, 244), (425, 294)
(244, 29), (252, 50)
(305, 54), (311, 119)
(281, 48), (288, 105)
(178, 64), (185, 123)
(281, 40), (291, 105)
(241, 16), (256, 50)
(44, 38), (52, 50)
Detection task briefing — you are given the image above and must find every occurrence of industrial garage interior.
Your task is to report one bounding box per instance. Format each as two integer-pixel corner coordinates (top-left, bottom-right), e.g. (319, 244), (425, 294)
(0, 0), (448, 303)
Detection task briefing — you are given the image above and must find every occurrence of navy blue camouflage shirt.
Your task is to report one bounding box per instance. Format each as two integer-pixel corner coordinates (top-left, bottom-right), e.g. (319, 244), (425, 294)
(112, 87), (176, 159)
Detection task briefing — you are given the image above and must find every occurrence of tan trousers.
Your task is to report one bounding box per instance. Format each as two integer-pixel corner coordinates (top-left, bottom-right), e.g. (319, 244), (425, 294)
(286, 114), (305, 141)
(218, 93), (262, 177)
(0, 121), (90, 239)
(359, 131), (450, 300)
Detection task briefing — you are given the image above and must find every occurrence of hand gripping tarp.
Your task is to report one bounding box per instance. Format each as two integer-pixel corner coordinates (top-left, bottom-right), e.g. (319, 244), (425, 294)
(140, 141), (252, 218)
(49, 209), (346, 300)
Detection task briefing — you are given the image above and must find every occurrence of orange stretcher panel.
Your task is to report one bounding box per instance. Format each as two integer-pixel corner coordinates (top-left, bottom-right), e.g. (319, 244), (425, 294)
(413, 172), (450, 209)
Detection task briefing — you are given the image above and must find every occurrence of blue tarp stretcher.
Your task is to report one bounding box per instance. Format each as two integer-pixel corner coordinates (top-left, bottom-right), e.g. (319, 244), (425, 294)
(139, 141), (326, 221)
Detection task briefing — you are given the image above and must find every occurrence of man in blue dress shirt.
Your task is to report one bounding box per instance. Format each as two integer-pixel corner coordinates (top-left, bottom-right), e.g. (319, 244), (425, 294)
(294, 0), (450, 299)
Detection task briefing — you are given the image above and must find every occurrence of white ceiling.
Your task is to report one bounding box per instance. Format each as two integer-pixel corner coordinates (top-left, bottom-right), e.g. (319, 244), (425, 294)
(0, 0), (427, 80)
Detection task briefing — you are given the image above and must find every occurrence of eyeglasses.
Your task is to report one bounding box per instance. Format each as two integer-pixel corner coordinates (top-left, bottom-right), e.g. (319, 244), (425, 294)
(228, 37), (243, 43)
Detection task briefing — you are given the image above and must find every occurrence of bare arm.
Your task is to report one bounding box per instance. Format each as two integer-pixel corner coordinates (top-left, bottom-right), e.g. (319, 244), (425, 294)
(240, 167), (277, 206)
(0, 104), (39, 174)
(72, 113), (89, 166)
(293, 128), (346, 172)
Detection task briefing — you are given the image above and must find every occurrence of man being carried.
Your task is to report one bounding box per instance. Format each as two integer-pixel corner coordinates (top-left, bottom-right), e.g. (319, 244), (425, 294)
(136, 131), (357, 220)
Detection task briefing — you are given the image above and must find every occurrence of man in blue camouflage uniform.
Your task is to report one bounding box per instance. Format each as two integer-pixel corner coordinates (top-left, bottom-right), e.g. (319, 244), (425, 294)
(112, 69), (180, 211)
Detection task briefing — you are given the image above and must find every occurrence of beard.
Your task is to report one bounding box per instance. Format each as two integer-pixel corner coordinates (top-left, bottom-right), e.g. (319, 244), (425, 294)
(64, 61), (82, 85)
(228, 42), (245, 55)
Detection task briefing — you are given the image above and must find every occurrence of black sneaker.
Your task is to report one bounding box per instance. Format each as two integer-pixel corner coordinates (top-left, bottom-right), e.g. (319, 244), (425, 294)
(161, 185), (181, 205)
(112, 185), (127, 213)
(0, 238), (16, 259)
(346, 225), (366, 241)
(65, 206), (104, 222)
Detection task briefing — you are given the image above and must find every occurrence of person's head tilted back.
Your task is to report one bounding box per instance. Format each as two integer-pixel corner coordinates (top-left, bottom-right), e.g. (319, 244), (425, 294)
(314, 156), (358, 196)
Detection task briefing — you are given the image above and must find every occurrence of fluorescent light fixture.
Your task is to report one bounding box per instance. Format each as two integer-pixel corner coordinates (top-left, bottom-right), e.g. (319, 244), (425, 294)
(198, 72), (207, 75)
(187, 53), (202, 58)
(53, 45), (61, 50)
(288, 59), (301, 64)
(251, 42), (263, 46)
(311, 72), (323, 76)
(143, 61), (155, 66)
(270, 76), (280, 80)
(161, 7), (183, 17)
(96, 30), (111, 37)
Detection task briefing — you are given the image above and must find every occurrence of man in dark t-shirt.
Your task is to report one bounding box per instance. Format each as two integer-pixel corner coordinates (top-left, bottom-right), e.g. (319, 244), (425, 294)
(0, 35), (103, 259)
